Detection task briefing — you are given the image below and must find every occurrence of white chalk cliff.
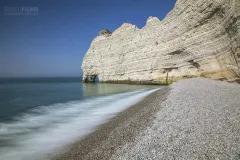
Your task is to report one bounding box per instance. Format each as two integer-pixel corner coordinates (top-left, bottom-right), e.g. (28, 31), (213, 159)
(81, 0), (240, 84)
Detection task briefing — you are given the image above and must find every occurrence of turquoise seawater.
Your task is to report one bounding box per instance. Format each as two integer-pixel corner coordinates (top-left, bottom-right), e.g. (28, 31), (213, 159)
(0, 77), (162, 160)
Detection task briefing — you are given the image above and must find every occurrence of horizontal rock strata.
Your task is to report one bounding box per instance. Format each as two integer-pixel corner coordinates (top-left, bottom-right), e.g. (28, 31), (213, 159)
(81, 0), (240, 84)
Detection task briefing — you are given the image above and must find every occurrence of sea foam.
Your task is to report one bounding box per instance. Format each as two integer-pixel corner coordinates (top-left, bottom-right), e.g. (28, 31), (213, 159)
(0, 88), (159, 160)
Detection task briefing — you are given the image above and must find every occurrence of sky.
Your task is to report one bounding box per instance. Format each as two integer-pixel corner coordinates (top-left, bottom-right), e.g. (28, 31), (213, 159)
(0, 0), (176, 78)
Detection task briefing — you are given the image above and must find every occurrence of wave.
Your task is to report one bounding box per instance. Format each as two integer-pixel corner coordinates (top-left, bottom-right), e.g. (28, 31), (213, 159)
(0, 88), (159, 160)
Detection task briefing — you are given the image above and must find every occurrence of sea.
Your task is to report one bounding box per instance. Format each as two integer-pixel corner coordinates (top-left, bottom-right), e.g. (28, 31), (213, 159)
(0, 77), (162, 160)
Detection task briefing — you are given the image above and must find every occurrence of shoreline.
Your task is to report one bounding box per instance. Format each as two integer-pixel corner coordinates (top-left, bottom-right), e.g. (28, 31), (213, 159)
(52, 78), (240, 160)
(52, 87), (170, 160)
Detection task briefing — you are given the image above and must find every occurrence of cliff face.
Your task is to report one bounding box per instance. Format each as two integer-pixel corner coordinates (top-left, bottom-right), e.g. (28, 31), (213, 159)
(81, 0), (240, 84)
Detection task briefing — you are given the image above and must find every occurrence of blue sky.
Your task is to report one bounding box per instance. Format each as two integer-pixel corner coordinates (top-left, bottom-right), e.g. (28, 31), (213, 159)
(0, 0), (176, 78)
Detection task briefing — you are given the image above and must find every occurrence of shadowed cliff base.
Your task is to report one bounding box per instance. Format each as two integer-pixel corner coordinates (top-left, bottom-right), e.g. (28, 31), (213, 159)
(83, 69), (240, 85)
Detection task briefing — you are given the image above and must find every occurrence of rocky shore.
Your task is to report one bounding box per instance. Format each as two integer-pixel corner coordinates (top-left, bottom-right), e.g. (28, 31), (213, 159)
(53, 78), (240, 160)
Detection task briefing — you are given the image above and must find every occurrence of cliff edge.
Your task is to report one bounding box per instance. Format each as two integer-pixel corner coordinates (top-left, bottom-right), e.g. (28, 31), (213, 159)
(81, 0), (240, 84)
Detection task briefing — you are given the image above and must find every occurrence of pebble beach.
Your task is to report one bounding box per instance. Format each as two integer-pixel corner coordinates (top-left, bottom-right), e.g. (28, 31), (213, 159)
(53, 78), (240, 160)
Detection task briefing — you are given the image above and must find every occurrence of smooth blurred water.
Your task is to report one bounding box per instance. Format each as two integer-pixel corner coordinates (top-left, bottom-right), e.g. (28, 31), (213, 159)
(0, 77), (162, 160)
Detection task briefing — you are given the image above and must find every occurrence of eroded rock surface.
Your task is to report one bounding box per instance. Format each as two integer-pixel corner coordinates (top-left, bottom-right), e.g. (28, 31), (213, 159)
(82, 0), (240, 84)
